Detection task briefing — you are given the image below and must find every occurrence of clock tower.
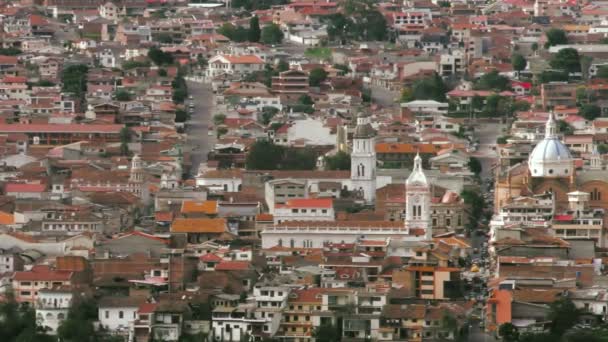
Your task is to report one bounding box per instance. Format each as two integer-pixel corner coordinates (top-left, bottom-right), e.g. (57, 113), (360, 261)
(351, 112), (377, 204)
(405, 153), (432, 240)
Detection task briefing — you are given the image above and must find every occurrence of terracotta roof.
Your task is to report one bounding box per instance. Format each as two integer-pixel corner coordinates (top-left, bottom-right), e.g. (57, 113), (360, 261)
(513, 289), (563, 303)
(256, 213), (273, 221)
(288, 288), (325, 303)
(0, 124), (123, 133)
(5, 183), (46, 193)
(215, 261), (251, 271)
(375, 143), (439, 154)
(200, 253), (223, 262)
(221, 55), (264, 64)
(171, 218), (226, 234)
(14, 265), (73, 282)
(277, 198), (333, 209)
(0, 211), (14, 225)
(181, 200), (218, 215)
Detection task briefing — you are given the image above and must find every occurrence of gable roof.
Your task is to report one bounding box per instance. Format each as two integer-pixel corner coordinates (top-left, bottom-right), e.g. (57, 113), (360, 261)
(171, 218), (227, 234)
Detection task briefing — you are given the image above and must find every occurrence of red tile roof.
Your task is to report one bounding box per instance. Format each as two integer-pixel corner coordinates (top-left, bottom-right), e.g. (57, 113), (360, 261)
(215, 261), (251, 271)
(200, 253), (222, 262)
(5, 183), (46, 193)
(14, 265), (73, 282)
(0, 124), (123, 134)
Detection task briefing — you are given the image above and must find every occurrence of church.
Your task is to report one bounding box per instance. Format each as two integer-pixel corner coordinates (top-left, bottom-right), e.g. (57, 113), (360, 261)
(495, 113), (608, 211)
(260, 113), (434, 249)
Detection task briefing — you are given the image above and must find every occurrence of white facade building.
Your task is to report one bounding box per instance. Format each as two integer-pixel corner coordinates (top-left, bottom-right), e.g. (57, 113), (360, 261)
(528, 113), (574, 178)
(36, 289), (72, 334)
(273, 198), (335, 225)
(405, 153), (432, 240)
(98, 297), (140, 332)
(350, 112), (377, 204)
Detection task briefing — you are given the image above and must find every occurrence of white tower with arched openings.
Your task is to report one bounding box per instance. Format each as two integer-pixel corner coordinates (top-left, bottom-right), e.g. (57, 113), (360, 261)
(350, 112), (377, 204)
(129, 154), (144, 183)
(405, 153), (432, 240)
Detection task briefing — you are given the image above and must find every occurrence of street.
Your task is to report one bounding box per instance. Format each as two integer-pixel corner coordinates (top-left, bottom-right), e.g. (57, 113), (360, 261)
(472, 120), (505, 180)
(185, 81), (215, 176)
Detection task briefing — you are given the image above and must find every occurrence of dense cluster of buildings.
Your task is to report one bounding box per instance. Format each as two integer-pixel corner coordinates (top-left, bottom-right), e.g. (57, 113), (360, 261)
(3, 0), (608, 341)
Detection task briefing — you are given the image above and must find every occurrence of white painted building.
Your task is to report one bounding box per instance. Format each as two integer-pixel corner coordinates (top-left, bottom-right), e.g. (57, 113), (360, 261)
(405, 153), (432, 240)
(206, 55), (265, 78)
(195, 170), (243, 192)
(36, 289), (72, 334)
(98, 297), (141, 332)
(401, 100), (449, 114)
(350, 112), (377, 204)
(273, 198), (335, 225)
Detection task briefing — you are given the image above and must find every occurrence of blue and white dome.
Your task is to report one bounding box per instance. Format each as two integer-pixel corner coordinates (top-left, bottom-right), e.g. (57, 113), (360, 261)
(528, 113), (573, 178)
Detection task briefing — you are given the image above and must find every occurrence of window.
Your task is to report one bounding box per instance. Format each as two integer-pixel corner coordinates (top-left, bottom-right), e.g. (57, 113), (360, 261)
(119, 311), (124, 319)
(105, 311), (109, 319)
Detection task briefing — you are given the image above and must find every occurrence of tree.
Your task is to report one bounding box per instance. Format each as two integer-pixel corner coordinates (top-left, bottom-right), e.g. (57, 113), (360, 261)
(309, 68), (328, 86)
(558, 120), (574, 135)
(260, 107), (279, 125)
(260, 23), (284, 45)
(461, 189), (485, 224)
(158, 68), (167, 77)
(114, 89), (132, 101)
(248, 16), (261, 42)
(579, 104), (601, 121)
(399, 87), (414, 102)
(548, 297), (581, 336)
(120, 126), (130, 156)
(550, 48), (581, 73)
(531, 42), (539, 52)
(499, 323), (519, 342)
(362, 10), (388, 41)
(122, 60), (150, 70)
(545, 28), (568, 48)
(538, 70), (569, 83)
(61, 64), (89, 106)
(213, 114), (226, 125)
(282, 148), (317, 170)
(325, 151), (351, 170)
(471, 95), (484, 111)
(313, 323), (340, 342)
(147, 46), (174, 66)
(474, 70), (510, 91)
(0, 47), (22, 55)
(512, 54), (527, 73)
(496, 136), (509, 144)
(154, 33), (173, 44)
(411, 73), (448, 101)
(597, 66), (608, 79)
(298, 94), (314, 105)
(468, 157), (482, 176)
(175, 109), (188, 123)
(246, 140), (285, 170)
(57, 297), (98, 342)
(599, 144), (608, 154)
(34, 80), (55, 87)
(276, 60), (290, 72)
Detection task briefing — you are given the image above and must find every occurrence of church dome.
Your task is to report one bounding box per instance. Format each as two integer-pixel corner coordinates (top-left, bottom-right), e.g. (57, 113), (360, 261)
(528, 113), (573, 178)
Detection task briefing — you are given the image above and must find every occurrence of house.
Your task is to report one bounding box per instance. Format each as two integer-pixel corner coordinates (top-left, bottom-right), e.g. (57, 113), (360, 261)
(400, 100), (449, 115)
(13, 265), (75, 303)
(170, 218), (228, 243)
(273, 198), (335, 224)
(98, 296), (143, 332)
(35, 288), (73, 334)
(207, 55), (265, 78)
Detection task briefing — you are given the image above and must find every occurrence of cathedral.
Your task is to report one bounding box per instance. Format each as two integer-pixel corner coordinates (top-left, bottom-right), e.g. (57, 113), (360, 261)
(495, 113), (608, 211)
(260, 113), (434, 249)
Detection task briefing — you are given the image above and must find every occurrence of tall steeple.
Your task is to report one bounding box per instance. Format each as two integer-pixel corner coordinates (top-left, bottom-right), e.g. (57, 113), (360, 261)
(545, 112), (557, 139)
(350, 112), (376, 204)
(129, 154), (144, 183)
(405, 153), (432, 240)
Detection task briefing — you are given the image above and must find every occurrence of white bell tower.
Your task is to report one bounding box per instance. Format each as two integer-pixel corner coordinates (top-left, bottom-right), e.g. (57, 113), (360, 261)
(405, 153), (432, 240)
(129, 154), (144, 183)
(350, 112), (376, 204)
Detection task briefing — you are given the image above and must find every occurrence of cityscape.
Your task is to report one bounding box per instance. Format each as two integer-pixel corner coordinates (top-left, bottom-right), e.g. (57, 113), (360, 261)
(0, 0), (607, 341)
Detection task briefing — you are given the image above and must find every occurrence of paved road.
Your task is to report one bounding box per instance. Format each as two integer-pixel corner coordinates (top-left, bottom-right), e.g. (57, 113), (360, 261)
(186, 81), (215, 177)
(469, 321), (499, 342)
(472, 121), (506, 181)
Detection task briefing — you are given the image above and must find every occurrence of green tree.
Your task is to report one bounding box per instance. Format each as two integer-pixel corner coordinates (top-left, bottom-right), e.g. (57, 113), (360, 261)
(312, 323), (340, 342)
(154, 33), (173, 44)
(260, 23), (284, 44)
(471, 95), (484, 111)
(249, 16), (261, 42)
(474, 70), (510, 91)
(120, 126), (131, 156)
(34, 80), (55, 87)
(461, 189), (485, 224)
(114, 89), (132, 101)
(282, 148), (316, 170)
(550, 48), (581, 73)
(531, 42), (539, 52)
(276, 60), (290, 72)
(400, 87), (414, 102)
(260, 107), (279, 125)
(246, 140), (285, 170)
(512, 54), (527, 73)
(499, 323), (519, 342)
(298, 94), (314, 105)
(57, 297), (98, 342)
(122, 60), (150, 70)
(0, 47), (23, 55)
(333, 63), (350, 75)
(468, 157), (482, 176)
(597, 66), (608, 79)
(579, 104), (602, 121)
(309, 68), (328, 86)
(325, 151), (351, 170)
(496, 136), (509, 144)
(158, 68), (167, 77)
(147, 46), (174, 66)
(538, 70), (569, 83)
(558, 120), (574, 135)
(545, 28), (568, 48)
(548, 298), (581, 336)
(175, 109), (188, 123)
(411, 73), (448, 101)
(213, 114), (226, 125)
(599, 144), (608, 154)
(61, 64), (89, 106)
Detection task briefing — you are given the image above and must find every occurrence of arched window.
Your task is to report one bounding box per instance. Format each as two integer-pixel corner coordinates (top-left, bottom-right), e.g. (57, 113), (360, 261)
(57, 313), (65, 320)
(278, 239), (283, 247)
(290, 239), (295, 248)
